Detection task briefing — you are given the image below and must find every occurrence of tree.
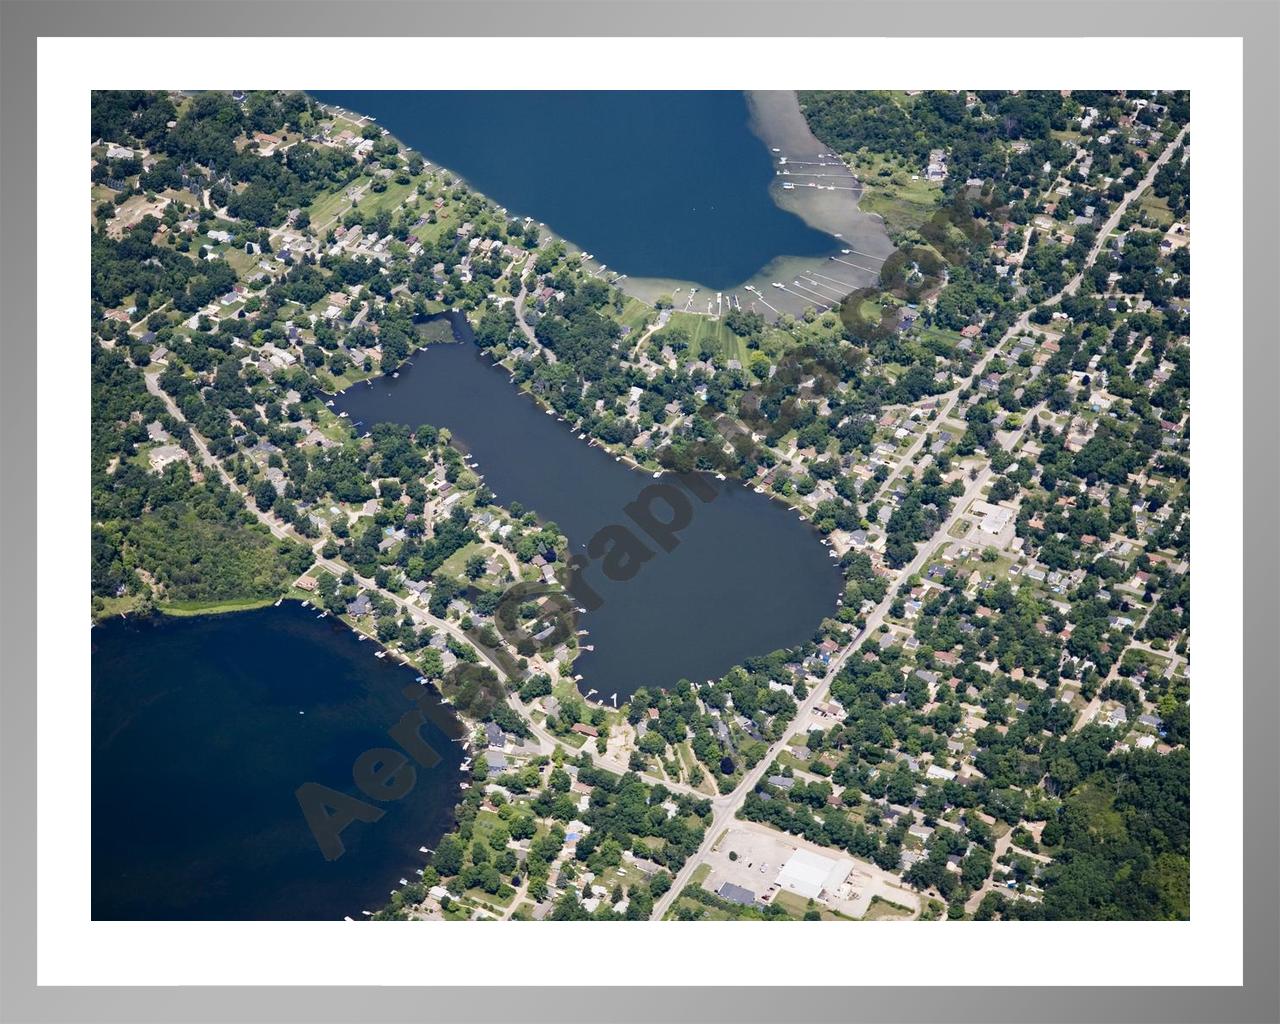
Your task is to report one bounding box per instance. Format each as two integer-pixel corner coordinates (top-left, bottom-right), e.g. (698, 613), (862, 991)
(254, 479), (277, 511)
(432, 834), (464, 877)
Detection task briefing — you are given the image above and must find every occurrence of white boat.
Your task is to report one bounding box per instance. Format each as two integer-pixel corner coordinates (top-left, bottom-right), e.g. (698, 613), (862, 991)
(772, 282), (784, 288)
(782, 182), (796, 190)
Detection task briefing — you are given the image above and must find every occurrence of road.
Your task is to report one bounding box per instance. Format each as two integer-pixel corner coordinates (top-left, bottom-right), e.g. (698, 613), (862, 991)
(145, 369), (567, 751)
(149, 123), (1186, 922)
(146, 368), (717, 797)
(650, 124), (1189, 920)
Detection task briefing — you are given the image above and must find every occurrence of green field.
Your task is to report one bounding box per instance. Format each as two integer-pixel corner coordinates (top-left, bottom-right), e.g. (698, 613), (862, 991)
(614, 296), (654, 333)
(160, 595), (279, 617)
(1135, 188), (1176, 229)
(663, 311), (749, 365)
(845, 151), (943, 236)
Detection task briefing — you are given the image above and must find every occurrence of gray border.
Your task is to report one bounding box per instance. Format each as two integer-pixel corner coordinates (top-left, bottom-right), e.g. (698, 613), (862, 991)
(1, 2), (1276, 1022)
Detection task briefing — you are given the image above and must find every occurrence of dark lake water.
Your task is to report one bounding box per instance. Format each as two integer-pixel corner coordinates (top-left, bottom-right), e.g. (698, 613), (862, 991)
(92, 602), (463, 920)
(333, 314), (843, 700)
(310, 90), (839, 289)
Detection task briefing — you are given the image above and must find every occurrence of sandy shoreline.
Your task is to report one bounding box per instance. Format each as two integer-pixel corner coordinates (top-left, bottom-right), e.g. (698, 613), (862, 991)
(600, 90), (895, 322)
(318, 90), (892, 325)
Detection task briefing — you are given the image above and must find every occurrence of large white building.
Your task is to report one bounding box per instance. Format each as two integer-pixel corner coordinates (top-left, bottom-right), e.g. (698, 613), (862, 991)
(774, 848), (853, 901)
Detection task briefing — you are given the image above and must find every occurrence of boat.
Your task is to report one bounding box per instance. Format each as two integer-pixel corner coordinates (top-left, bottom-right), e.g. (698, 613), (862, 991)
(782, 182), (796, 190)
(772, 282), (784, 288)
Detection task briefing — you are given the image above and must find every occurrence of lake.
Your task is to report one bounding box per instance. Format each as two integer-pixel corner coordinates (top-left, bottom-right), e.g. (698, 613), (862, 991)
(332, 314), (844, 701)
(92, 603), (463, 920)
(310, 90), (841, 289)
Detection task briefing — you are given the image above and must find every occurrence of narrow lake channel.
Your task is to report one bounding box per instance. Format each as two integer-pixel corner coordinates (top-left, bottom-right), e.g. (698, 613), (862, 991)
(332, 314), (844, 701)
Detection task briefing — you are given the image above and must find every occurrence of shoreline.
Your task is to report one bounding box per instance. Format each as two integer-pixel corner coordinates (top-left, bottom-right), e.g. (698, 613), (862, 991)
(92, 599), (470, 921)
(101, 93), (872, 919)
(576, 90), (896, 319)
(314, 91), (893, 323)
(157, 596), (279, 617)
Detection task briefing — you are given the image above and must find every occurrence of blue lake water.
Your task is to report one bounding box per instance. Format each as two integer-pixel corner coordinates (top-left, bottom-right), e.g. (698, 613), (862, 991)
(92, 603), (463, 920)
(311, 90), (839, 288)
(333, 314), (843, 701)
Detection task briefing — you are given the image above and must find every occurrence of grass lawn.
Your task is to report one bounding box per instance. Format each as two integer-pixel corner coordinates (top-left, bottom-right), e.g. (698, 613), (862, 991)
(1135, 188), (1176, 229)
(844, 151), (942, 236)
(771, 889), (853, 921)
(350, 176), (419, 220)
(437, 541), (492, 582)
(666, 895), (734, 921)
(862, 895), (914, 920)
(92, 593), (143, 621)
(663, 310), (749, 366)
(306, 179), (365, 229)
(159, 595), (280, 617)
(613, 296), (654, 333)
(916, 324), (964, 354)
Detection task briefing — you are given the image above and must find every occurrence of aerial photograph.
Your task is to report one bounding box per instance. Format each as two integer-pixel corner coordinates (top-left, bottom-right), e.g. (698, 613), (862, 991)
(90, 88), (1191, 924)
